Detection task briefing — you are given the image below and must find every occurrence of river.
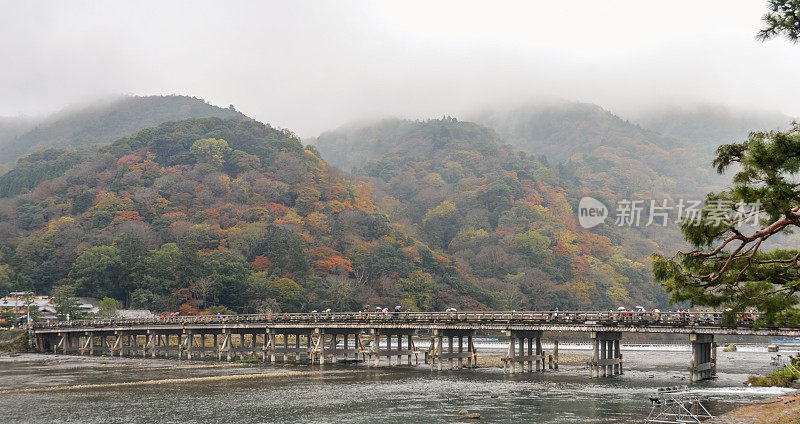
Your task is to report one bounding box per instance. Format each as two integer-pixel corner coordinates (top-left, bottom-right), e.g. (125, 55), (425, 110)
(0, 344), (795, 423)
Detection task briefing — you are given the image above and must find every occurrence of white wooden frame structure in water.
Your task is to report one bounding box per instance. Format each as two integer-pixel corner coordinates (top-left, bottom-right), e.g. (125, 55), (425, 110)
(644, 386), (714, 423)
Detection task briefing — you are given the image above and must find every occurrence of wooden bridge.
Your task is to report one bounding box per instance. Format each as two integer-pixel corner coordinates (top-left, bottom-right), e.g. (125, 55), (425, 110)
(31, 310), (800, 382)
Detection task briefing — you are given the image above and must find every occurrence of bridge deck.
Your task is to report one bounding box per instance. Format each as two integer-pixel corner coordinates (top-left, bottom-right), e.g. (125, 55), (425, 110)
(32, 311), (800, 337)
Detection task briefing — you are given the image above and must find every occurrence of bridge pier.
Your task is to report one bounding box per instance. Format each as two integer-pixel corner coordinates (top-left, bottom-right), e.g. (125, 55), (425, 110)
(503, 330), (544, 374)
(263, 329), (315, 364)
(191, 332), (204, 360)
(180, 330), (192, 360)
(690, 333), (716, 382)
(312, 329), (366, 364)
(428, 329), (475, 370)
(111, 332), (122, 356)
(218, 331), (235, 361)
(81, 332), (94, 355)
(148, 331), (181, 358)
(55, 332), (74, 354)
(129, 333), (144, 357)
(145, 330), (156, 358)
(552, 339), (559, 370)
(370, 329), (418, 366)
(590, 331), (622, 378)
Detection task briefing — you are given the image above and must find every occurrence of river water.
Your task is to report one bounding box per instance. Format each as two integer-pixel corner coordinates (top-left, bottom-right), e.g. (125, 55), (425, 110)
(0, 344), (795, 423)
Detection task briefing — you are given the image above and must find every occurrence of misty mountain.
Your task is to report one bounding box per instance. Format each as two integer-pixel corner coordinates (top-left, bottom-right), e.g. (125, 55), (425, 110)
(0, 116), (35, 144)
(469, 101), (728, 200)
(315, 117), (669, 310)
(311, 117), (501, 173)
(0, 95), (244, 164)
(629, 104), (794, 153)
(471, 101), (679, 161)
(0, 117), (493, 312)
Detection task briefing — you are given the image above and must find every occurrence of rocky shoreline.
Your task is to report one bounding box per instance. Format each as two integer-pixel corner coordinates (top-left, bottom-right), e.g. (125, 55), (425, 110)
(0, 329), (26, 354)
(707, 389), (800, 424)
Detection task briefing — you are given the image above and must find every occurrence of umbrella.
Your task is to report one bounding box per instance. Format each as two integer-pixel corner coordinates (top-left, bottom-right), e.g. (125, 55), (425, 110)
(617, 306), (627, 311)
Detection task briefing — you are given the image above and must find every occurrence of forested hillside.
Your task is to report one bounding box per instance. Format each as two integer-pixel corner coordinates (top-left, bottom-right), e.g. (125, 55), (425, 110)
(1, 98), (785, 315)
(0, 95), (243, 164)
(315, 118), (668, 310)
(473, 102), (796, 253)
(471, 101), (727, 201)
(0, 117), (491, 314)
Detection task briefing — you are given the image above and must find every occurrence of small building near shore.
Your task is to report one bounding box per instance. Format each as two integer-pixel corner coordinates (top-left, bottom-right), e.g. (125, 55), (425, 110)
(0, 292), (99, 324)
(116, 309), (154, 319)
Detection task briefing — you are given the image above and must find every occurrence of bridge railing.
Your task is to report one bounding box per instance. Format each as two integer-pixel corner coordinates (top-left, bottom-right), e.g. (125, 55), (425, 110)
(32, 310), (762, 330)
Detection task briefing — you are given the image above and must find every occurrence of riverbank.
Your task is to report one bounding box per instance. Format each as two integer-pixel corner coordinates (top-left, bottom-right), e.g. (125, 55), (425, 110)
(708, 389), (800, 423)
(478, 353), (590, 368)
(0, 329), (26, 354)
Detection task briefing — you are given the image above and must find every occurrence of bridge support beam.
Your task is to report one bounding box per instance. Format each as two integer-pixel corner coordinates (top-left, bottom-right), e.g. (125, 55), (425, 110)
(552, 339), (559, 370)
(503, 330), (543, 374)
(81, 332), (94, 356)
(55, 332), (73, 354)
(590, 331), (622, 378)
(371, 329), (418, 367)
(263, 329), (315, 364)
(690, 333), (716, 382)
(311, 329), (366, 365)
(427, 329), (475, 371)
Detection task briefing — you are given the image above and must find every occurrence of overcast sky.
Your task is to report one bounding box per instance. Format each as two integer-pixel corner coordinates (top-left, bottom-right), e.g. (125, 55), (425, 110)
(1, 1), (798, 136)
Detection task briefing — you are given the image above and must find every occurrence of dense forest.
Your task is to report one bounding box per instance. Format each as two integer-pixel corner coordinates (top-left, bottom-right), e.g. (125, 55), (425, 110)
(0, 96), (792, 315)
(0, 117), (493, 314)
(314, 118), (668, 310)
(314, 104), (791, 312)
(0, 95), (243, 164)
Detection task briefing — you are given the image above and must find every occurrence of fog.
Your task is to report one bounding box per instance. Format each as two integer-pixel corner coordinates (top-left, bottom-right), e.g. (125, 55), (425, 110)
(1, 1), (799, 136)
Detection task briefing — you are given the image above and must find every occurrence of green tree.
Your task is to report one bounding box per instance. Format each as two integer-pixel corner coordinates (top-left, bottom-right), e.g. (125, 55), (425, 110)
(52, 285), (83, 321)
(227, 223), (309, 278)
(68, 245), (125, 300)
(205, 305), (236, 315)
(130, 288), (156, 310)
(323, 275), (361, 311)
(113, 232), (147, 274)
(0, 308), (17, 328)
(18, 292), (42, 324)
(200, 251), (250, 310)
(249, 274), (305, 312)
(653, 124), (800, 325)
(180, 224), (219, 251)
(141, 243), (191, 295)
(422, 200), (461, 250)
(399, 270), (435, 311)
(190, 138), (231, 168)
(98, 297), (120, 318)
(0, 264), (12, 297)
(758, 0), (800, 43)
(514, 230), (552, 266)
